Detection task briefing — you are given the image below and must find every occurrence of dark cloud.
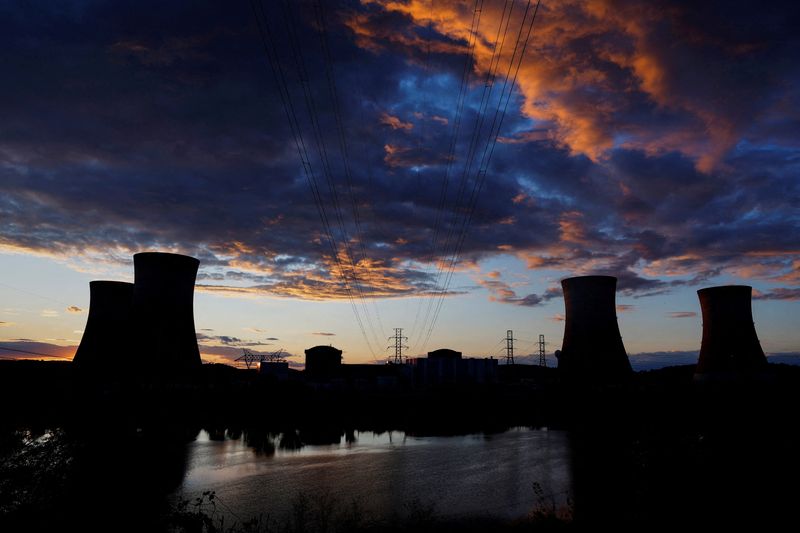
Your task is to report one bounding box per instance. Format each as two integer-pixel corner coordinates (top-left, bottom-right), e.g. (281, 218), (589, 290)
(195, 332), (271, 347)
(477, 275), (563, 307)
(631, 351), (800, 371)
(66, 306), (83, 313)
(628, 351), (698, 372)
(753, 288), (800, 301)
(312, 332), (336, 336)
(0, 0), (797, 310)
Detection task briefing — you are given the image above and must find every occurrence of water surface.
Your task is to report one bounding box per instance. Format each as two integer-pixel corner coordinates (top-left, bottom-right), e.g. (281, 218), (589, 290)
(176, 428), (572, 520)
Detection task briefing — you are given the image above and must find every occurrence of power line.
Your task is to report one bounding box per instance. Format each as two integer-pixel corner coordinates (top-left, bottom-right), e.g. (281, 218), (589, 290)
(409, 0), (485, 350)
(417, 0), (514, 352)
(0, 281), (77, 307)
(278, 0), (380, 357)
(310, 0), (387, 350)
(418, 0), (520, 352)
(422, 1), (531, 351)
(0, 344), (73, 360)
(248, 0), (378, 359)
(420, 0), (541, 352)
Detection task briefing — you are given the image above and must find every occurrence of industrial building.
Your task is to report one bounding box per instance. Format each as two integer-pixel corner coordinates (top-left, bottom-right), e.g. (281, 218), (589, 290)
(258, 361), (290, 381)
(557, 275), (632, 381)
(409, 348), (498, 386)
(301, 345), (497, 389)
(132, 252), (202, 373)
(304, 345), (343, 379)
(695, 285), (767, 381)
(302, 344), (410, 389)
(73, 280), (134, 374)
(75, 251), (202, 379)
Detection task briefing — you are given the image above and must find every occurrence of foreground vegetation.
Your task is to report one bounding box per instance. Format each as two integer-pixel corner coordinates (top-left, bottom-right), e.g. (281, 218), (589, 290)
(166, 488), (572, 532)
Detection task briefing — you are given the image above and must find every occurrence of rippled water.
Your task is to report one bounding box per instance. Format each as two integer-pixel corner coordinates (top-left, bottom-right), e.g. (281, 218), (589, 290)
(175, 428), (572, 520)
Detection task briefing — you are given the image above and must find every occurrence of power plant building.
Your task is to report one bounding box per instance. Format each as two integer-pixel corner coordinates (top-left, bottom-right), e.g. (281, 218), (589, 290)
(557, 275), (632, 380)
(259, 361), (290, 381)
(410, 349), (498, 386)
(73, 280), (134, 374)
(695, 285), (767, 380)
(132, 252), (202, 373)
(304, 345), (343, 379)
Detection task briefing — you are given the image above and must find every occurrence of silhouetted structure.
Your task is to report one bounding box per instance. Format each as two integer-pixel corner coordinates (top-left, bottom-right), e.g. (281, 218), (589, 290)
(132, 252), (201, 373)
(695, 285), (767, 380)
(411, 349), (497, 386)
(428, 348), (462, 359)
(558, 275), (632, 380)
(259, 361), (290, 381)
(305, 345), (343, 378)
(388, 327), (408, 364)
(538, 334), (547, 367)
(505, 330), (515, 365)
(74, 281), (134, 374)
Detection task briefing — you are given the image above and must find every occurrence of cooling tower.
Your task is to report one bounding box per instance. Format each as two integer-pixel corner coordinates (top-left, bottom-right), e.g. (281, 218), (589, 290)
(695, 285), (767, 379)
(133, 252), (201, 372)
(74, 281), (134, 373)
(558, 275), (632, 379)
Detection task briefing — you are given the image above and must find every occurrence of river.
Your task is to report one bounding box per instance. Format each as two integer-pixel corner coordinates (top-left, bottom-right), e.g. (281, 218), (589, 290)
(174, 427), (572, 521)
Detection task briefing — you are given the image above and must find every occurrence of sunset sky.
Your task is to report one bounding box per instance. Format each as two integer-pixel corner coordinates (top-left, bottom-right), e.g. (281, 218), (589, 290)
(1, 0), (798, 367)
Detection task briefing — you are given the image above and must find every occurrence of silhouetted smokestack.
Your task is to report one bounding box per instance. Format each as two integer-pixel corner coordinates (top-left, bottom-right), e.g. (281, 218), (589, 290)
(558, 275), (632, 379)
(74, 281), (134, 374)
(695, 285), (766, 379)
(133, 252), (201, 372)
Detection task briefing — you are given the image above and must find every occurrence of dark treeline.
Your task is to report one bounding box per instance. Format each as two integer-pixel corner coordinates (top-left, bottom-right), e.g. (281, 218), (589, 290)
(2, 361), (800, 530)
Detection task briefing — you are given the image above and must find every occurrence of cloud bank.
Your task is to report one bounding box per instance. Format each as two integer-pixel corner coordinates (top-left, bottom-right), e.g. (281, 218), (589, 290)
(0, 0), (797, 310)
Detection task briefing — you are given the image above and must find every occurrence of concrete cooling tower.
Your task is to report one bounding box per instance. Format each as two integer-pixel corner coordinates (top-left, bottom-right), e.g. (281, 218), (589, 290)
(133, 252), (201, 372)
(695, 285), (767, 379)
(74, 281), (134, 373)
(558, 275), (632, 380)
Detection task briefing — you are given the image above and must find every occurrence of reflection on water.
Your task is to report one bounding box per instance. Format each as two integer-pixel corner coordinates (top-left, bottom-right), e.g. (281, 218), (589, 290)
(175, 428), (572, 520)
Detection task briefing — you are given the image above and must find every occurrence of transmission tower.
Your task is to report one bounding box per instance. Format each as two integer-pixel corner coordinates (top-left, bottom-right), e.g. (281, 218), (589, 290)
(505, 329), (515, 365)
(235, 348), (285, 369)
(538, 334), (546, 367)
(388, 328), (408, 364)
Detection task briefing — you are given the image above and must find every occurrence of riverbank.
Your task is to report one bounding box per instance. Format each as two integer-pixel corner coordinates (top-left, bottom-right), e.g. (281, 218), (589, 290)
(3, 361), (800, 530)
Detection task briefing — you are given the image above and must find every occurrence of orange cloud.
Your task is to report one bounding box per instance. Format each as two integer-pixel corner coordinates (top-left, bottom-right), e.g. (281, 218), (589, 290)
(379, 112), (414, 131)
(558, 211), (588, 244)
(352, 0), (749, 171)
(412, 111), (449, 125)
(198, 249), (441, 302)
